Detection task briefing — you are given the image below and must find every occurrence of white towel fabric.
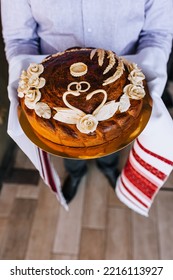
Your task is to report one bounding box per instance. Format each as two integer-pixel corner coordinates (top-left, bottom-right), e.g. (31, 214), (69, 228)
(116, 98), (173, 216)
(116, 48), (173, 216)
(7, 48), (173, 216)
(7, 54), (68, 210)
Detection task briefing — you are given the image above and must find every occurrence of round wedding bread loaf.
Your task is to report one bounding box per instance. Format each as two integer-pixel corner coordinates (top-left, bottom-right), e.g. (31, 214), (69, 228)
(17, 48), (148, 148)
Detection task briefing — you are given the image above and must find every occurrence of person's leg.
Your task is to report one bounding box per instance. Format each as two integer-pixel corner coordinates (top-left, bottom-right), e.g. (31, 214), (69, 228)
(96, 152), (120, 188)
(64, 158), (87, 177)
(62, 159), (87, 203)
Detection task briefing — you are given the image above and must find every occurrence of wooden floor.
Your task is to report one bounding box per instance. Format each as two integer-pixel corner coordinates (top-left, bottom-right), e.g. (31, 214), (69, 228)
(0, 146), (173, 260)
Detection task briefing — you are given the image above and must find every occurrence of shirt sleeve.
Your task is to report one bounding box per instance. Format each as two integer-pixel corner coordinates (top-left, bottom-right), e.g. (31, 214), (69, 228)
(138, 0), (173, 60)
(1, 0), (40, 62)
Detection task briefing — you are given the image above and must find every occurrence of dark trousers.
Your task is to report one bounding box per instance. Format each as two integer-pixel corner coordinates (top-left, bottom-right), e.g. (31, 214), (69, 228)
(64, 152), (119, 177)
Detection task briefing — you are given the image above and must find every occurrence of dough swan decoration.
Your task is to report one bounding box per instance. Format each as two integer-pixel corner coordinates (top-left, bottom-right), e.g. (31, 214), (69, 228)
(53, 82), (119, 134)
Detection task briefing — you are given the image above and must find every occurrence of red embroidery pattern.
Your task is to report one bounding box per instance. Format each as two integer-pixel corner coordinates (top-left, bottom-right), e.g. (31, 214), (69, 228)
(124, 159), (158, 199)
(137, 139), (173, 166)
(132, 147), (166, 180)
(41, 150), (57, 193)
(121, 177), (148, 208)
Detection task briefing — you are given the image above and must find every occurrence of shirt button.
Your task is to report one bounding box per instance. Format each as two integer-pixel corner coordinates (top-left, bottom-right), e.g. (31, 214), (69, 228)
(87, 28), (92, 32)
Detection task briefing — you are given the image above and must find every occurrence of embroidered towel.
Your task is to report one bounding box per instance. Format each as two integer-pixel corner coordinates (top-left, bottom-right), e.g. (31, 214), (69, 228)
(116, 96), (173, 216)
(116, 48), (173, 216)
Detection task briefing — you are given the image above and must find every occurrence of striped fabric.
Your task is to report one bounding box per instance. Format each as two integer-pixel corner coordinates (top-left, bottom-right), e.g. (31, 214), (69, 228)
(115, 50), (173, 216)
(116, 139), (173, 216)
(37, 148), (68, 210)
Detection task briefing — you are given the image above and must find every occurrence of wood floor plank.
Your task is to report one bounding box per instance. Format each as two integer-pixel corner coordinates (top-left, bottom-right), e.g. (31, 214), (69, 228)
(1, 198), (37, 260)
(4, 168), (40, 185)
(105, 207), (132, 260)
(79, 229), (105, 260)
(16, 184), (40, 199)
(82, 162), (108, 229)
(0, 184), (18, 217)
(108, 187), (126, 208)
(51, 254), (77, 260)
(53, 176), (86, 255)
(0, 218), (8, 257)
(1, 145), (172, 260)
(161, 170), (173, 190)
(131, 203), (159, 260)
(157, 191), (173, 259)
(25, 181), (60, 260)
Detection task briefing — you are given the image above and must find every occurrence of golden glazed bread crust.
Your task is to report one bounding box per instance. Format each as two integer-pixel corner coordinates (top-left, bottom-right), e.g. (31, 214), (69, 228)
(19, 48), (146, 148)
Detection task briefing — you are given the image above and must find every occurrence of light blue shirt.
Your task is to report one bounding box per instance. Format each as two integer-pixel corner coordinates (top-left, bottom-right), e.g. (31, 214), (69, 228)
(1, 0), (173, 63)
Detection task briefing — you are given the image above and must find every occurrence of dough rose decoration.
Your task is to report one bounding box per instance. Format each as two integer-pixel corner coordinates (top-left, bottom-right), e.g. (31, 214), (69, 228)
(27, 63), (44, 76)
(77, 115), (98, 134)
(17, 63), (51, 118)
(120, 60), (146, 104)
(123, 84), (146, 100)
(24, 88), (41, 109)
